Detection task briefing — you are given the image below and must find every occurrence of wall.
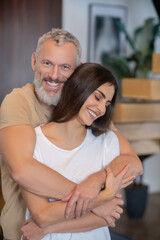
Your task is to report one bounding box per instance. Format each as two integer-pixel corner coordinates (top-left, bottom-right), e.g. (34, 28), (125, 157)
(62, 0), (160, 193)
(0, 0), (62, 103)
(62, 0), (158, 61)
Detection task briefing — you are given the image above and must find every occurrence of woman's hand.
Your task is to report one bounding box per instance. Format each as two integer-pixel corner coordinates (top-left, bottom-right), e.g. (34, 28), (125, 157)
(92, 194), (124, 228)
(121, 175), (135, 189)
(21, 219), (45, 240)
(102, 164), (129, 201)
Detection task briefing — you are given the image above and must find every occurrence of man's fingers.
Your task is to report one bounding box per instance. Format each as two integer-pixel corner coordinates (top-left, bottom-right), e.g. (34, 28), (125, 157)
(62, 192), (72, 202)
(87, 199), (95, 213)
(65, 194), (78, 218)
(81, 198), (94, 216)
(75, 198), (84, 218)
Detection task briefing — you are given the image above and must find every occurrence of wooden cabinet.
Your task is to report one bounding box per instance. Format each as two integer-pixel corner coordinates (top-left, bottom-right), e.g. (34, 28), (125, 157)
(113, 54), (160, 155)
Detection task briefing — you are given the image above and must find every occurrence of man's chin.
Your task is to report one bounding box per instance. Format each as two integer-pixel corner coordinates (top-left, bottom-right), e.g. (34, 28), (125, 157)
(39, 94), (60, 106)
(38, 91), (61, 106)
(34, 81), (61, 106)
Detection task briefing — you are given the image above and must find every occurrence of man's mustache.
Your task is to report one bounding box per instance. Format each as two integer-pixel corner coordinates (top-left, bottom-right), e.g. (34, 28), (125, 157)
(43, 76), (67, 84)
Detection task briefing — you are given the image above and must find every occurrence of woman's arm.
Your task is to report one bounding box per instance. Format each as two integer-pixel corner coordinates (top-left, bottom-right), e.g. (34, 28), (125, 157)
(21, 166), (127, 228)
(21, 211), (108, 240)
(21, 196), (123, 240)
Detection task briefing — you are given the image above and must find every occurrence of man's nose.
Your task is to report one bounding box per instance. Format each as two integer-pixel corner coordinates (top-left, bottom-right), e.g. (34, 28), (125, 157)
(49, 66), (59, 80)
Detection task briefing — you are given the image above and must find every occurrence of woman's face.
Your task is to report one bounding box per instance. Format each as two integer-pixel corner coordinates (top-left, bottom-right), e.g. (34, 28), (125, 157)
(77, 82), (115, 126)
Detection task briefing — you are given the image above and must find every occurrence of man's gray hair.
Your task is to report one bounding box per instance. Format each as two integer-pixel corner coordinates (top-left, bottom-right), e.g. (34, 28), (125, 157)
(36, 28), (82, 66)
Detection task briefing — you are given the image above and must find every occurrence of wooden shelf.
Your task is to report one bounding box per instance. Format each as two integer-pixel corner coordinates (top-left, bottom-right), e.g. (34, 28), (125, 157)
(113, 53), (160, 155)
(129, 139), (160, 155)
(122, 78), (160, 100)
(115, 122), (160, 141)
(114, 122), (160, 155)
(113, 102), (160, 123)
(152, 53), (160, 74)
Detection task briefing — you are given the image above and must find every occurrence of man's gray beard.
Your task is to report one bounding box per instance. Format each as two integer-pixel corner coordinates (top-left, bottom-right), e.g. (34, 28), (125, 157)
(34, 78), (61, 106)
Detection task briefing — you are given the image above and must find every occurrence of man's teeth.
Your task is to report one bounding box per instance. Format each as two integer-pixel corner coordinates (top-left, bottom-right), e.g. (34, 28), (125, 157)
(47, 81), (59, 87)
(88, 110), (97, 118)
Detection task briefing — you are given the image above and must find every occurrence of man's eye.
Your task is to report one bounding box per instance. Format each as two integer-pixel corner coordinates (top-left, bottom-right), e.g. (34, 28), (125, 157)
(62, 65), (70, 70)
(43, 61), (51, 66)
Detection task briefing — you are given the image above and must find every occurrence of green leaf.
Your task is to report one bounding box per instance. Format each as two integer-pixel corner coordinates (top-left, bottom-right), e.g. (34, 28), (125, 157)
(102, 55), (133, 79)
(102, 17), (160, 80)
(116, 20), (135, 50)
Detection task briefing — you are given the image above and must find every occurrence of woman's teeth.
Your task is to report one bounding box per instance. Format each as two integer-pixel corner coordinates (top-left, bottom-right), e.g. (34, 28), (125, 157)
(88, 110), (97, 118)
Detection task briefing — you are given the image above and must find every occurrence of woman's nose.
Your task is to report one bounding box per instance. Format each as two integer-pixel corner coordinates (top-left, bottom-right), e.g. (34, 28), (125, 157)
(97, 101), (106, 116)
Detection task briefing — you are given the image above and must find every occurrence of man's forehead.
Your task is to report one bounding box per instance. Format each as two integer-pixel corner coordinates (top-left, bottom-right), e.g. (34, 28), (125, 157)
(40, 39), (76, 50)
(37, 40), (77, 67)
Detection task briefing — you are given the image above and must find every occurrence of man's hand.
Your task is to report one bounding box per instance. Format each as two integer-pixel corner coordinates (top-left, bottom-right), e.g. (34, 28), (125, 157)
(92, 194), (124, 228)
(62, 170), (106, 218)
(21, 219), (45, 240)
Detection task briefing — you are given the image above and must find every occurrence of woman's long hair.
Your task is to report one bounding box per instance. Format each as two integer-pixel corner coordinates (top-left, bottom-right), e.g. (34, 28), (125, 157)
(51, 63), (118, 136)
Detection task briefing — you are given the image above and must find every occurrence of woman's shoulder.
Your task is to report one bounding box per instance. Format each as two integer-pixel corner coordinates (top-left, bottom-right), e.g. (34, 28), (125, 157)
(87, 129), (119, 145)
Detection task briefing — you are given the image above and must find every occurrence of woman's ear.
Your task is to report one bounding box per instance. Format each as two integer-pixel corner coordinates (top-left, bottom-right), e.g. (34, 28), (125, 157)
(31, 52), (36, 71)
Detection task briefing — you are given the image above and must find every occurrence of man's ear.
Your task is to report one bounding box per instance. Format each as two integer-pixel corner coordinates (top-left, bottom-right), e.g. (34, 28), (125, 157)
(31, 52), (36, 71)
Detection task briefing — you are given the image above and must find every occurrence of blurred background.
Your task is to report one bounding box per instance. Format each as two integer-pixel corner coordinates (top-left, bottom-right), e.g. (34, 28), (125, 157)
(0, 0), (160, 239)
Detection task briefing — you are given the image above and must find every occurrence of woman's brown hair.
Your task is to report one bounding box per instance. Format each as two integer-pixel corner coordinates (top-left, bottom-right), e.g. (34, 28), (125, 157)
(51, 63), (118, 136)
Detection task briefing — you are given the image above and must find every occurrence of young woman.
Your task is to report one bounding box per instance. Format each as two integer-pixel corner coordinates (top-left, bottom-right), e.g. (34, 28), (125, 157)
(21, 63), (133, 240)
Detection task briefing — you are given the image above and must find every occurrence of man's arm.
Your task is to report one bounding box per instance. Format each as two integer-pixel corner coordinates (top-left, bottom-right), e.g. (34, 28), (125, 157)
(110, 130), (143, 177)
(64, 130), (143, 217)
(0, 124), (142, 215)
(0, 125), (75, 199)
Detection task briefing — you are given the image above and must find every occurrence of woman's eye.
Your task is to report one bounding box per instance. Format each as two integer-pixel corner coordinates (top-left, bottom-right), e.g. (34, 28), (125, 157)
(94, 94), (100, 101)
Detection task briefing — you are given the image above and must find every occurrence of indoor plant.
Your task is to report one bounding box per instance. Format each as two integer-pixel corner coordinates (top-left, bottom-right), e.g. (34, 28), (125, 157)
(102, 17), (160, 81)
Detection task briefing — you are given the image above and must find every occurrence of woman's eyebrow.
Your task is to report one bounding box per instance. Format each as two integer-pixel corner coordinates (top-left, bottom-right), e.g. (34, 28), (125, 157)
(96, 90), (112, 103)
(96, 90), (106, 99)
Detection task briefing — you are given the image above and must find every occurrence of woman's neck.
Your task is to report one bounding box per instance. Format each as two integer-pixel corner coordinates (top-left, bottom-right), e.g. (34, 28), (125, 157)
(41, 119), (87, 150)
